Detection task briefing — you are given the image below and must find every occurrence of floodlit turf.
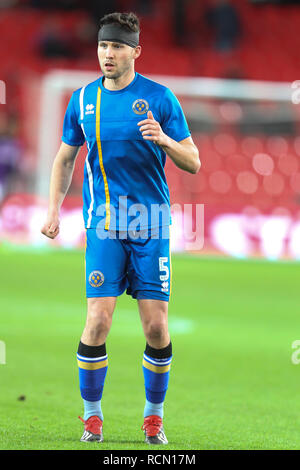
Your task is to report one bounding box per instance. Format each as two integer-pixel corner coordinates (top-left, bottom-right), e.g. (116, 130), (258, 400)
(1, 246), (300, 450)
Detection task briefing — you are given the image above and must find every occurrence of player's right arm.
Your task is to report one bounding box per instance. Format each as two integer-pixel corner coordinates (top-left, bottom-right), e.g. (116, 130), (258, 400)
(41, 142), (80, 239)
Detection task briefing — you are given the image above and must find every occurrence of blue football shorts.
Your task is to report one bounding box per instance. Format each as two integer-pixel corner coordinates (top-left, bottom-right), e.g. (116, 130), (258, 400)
(85, 226), (171, 301)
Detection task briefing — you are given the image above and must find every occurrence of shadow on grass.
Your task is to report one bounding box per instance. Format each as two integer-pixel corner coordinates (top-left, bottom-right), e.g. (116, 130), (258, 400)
(101, 440), (145, 445)
(61, 438), (144, 446)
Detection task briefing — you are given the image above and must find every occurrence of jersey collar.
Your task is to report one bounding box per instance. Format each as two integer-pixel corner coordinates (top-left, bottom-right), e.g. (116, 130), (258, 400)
(99, 72), (139, 94)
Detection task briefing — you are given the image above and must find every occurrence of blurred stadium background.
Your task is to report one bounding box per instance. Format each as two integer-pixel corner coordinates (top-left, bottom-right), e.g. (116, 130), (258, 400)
(1, 0), (300, 451)
(1, 0), (300, 258)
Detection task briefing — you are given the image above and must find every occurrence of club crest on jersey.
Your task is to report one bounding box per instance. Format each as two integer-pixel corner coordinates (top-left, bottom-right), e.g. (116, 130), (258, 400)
(132, 99), (149, 115)
(89, 270), (104, 287)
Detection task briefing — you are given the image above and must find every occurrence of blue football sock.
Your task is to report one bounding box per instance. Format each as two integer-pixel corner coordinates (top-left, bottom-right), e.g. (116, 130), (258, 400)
(144, 399), (164, 419)
(142, 342), (172, 419)
(83, 399), (103, 421)
(77, 342), (108, 421)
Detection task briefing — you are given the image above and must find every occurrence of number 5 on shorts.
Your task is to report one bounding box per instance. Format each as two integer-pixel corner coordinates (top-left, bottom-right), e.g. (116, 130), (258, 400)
(159, 257), (169, 281)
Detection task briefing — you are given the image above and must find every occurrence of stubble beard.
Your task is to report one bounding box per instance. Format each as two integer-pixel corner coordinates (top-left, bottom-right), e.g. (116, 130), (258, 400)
(101, 59), (133, 81)
(103, 69), (122, 80)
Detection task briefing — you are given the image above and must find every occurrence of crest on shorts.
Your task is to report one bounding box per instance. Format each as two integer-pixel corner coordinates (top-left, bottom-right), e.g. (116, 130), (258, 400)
(132, 99), (149, 115)
(89, 270), (104, 287)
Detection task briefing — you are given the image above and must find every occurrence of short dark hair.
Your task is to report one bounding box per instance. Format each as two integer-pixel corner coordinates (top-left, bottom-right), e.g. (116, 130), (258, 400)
(99, 12), (140, 34)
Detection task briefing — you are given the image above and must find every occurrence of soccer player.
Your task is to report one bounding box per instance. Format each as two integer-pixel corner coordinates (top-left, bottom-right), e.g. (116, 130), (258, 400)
(41, 12), (200, 445)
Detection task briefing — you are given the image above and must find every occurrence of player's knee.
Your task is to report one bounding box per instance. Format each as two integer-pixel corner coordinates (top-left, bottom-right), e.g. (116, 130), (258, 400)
(86, 306), (112, 335)
(146, 320), (168, 342)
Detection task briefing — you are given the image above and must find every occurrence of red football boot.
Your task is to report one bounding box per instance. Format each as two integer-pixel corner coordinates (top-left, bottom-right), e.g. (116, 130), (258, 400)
(78, 415), (103, 442)
(142, 415), (168, 445)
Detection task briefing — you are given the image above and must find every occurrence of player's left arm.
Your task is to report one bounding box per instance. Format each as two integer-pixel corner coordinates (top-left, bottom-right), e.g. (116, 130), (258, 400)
(138, 111), (200, 174)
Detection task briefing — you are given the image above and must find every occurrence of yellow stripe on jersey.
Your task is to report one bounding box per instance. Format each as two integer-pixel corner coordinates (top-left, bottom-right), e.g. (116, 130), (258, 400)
(77, 359), (108, 370)
(96, 87), (110, 230)
(142, 359), (171, 374)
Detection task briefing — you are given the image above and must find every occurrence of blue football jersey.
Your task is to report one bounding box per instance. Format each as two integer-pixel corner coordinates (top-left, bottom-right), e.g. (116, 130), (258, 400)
(61, 72), (190, 230)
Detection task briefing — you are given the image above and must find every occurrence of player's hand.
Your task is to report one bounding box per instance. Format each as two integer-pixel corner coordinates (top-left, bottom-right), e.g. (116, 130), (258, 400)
(41, 212), (60, 239)
(137, 111), (170, 147)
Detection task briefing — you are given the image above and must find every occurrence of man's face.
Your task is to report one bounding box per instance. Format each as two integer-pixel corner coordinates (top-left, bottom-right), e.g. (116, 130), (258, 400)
(98, 41), (141, 80)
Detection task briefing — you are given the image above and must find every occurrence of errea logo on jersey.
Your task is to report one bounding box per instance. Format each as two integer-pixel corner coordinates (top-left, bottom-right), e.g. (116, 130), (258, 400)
(85, 104), (95, 115)
(161, 281), (169, 292)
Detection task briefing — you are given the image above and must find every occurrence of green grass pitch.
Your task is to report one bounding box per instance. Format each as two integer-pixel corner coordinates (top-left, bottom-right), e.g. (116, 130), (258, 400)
(1, 246), (300, 450)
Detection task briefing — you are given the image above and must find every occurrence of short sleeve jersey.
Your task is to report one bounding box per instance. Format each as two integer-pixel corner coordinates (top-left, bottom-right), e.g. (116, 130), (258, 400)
(62, 72), (190, 230)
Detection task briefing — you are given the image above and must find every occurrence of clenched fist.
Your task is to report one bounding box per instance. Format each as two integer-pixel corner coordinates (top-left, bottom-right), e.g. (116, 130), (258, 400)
(41, 212), (60, 239)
